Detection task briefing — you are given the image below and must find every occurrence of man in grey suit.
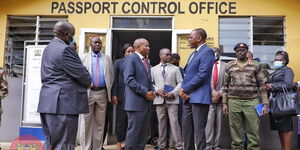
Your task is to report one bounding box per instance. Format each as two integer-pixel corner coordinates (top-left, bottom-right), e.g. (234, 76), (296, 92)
(123, 38), (156, 150)
(80, 36), (114, 150)
(151, 48), (183, 150)
(38, 21), (91, 150)
(205, 47), (227, 150)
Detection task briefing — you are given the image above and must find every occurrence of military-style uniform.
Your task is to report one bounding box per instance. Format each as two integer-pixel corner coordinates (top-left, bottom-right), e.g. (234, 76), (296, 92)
(0, 68), (8, 126)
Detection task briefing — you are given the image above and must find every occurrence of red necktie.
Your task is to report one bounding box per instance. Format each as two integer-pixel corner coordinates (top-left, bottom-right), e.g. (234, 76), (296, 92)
(142, 58), (149, 72)
(213, 61), (218, 90)
(94, 55), (100, 87)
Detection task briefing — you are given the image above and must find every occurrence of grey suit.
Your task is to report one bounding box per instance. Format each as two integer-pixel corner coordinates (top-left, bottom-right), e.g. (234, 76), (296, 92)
(80, 50), (114, 150)
(38, 37), (91, 150)
(151, 63), (183, 149)
(205, 61), (227, 150)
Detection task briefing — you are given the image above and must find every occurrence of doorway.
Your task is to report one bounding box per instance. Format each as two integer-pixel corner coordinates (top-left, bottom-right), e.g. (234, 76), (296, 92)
(111, 31), (172, 66)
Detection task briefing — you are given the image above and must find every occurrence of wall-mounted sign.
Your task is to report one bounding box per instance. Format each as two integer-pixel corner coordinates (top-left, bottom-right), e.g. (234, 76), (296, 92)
(51, 1), (237, 15)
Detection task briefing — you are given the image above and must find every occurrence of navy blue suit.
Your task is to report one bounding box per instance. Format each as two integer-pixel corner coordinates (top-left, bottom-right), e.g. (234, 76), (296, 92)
(123, 53), (153, 150)
(181, 44), (215, 150)
(38, 37), (91, 150)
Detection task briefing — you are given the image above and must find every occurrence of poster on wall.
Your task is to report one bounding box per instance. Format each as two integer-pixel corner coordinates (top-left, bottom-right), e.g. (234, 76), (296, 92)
(23, 45), (46, 124)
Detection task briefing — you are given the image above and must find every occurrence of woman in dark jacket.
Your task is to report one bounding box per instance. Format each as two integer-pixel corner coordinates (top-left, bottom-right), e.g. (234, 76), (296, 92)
(266, 51), (294, 150)
(111, 43), (134, 150)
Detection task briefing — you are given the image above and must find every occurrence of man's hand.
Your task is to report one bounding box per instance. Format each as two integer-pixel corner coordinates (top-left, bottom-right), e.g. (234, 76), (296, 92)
(156, 89), (166, 97)
(146, 91), (156, 101)
(179, 89), (185, 97)
(112, 96), (118, 105)
(262, 104), (269, 116)
(266, 83), (273, 90)
(223, 103), (229, 117)
(212, 91), (221, 104)
(179, 89), (190, 100)
(165, 92), (175, 100)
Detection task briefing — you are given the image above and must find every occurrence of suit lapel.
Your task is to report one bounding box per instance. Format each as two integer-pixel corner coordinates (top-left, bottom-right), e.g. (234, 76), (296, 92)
(133, 53), (151, 79)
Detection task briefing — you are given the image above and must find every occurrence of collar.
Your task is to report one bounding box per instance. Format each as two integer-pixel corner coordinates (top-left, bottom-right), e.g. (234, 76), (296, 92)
(135, 52), (144, 60)
(54, 37), (66, 45)
(233, 59), (253, 65)
(91, 50), (101, 57)
(195, 43), (206, 51)
(159, 62), (169, 66)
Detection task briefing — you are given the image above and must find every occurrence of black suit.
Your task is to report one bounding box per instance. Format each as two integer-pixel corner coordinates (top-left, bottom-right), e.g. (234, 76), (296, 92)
(112, 58), (128, 142)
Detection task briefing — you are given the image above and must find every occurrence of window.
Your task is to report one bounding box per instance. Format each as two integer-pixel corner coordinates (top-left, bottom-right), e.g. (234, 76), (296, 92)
(112, 17), (172, 29)
(219, 16), (285, 64)
(5, 16), (67, 76)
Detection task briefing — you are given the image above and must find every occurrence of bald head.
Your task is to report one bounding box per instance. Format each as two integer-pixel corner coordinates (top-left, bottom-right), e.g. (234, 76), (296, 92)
(53, 21), (75, 44)
(133, 38), (150, 57)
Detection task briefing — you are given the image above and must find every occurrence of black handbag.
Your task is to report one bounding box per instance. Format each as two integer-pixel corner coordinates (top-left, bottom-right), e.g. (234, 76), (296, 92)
(269, 85), (298, 117)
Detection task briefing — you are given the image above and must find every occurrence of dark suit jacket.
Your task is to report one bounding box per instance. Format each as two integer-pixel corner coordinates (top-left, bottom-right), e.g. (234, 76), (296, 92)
(267, 66), (294, 92)
(182, 44), (215, 104)
(123, 53), (153, 111)
(112, 58), (126, 102)
(38, 38), (91, 114)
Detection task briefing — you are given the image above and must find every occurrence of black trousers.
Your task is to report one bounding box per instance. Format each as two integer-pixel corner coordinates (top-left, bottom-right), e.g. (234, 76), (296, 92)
(182, 102), (209, 150)
(40, 113), (78, 150)
(115, 101), (128, 142)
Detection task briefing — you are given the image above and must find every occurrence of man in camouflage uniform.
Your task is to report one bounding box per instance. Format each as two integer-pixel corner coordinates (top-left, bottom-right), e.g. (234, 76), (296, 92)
(0, 68), (8, 127)
(222, 43), (269, 150)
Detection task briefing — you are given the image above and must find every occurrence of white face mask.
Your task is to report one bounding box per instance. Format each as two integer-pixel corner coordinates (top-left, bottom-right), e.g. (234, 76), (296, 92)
(273, 61), (284, 69)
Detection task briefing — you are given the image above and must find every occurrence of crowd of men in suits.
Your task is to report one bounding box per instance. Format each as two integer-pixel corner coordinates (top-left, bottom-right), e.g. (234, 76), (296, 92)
(38, 20), (271, 150)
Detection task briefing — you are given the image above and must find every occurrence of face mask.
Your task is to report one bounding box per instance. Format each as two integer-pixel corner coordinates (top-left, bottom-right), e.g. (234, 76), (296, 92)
(69, 36), (76, 46)
(273, 61), (284, 69)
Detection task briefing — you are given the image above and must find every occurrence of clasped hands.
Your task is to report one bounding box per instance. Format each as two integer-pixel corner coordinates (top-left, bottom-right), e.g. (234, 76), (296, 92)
(156, 89), (175, 100)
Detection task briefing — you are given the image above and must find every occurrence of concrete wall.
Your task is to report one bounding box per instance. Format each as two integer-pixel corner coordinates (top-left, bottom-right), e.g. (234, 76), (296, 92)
(0, 77), (22, 142)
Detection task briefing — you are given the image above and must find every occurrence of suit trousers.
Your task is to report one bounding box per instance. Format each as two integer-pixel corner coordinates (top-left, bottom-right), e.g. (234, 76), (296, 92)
(84, 89), (108, 150)
(115, 101), (128, 142)
(182, 101), (209, 150)
(125, 105), (150, 150)
(228, 99), (260, 150)
(205, 104), (222, 150)
(156, 103), (183, 149)
(40, 113), (79, 150)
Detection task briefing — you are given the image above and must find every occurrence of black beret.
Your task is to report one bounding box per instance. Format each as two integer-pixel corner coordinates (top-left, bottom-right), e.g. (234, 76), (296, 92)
(234, 43), (249, 50)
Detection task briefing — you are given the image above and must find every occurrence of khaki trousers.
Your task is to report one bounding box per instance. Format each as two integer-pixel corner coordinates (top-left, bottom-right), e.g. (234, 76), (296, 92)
(228, 99), (260, 150)
(84, 89), (108, 150)
(156, 103), (183, 149)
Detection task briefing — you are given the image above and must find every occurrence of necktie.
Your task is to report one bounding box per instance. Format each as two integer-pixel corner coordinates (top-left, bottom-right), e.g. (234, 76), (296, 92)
(162, 64), (167, 77)
(142, 58), (149, 72)
(213, 61), (218, 90)
(93, 55), (100, 87)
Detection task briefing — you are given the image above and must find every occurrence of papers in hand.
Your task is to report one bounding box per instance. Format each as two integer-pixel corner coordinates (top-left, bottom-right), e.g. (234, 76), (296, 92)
(164, 85), (174, 93)
(255, 103), (270, 116)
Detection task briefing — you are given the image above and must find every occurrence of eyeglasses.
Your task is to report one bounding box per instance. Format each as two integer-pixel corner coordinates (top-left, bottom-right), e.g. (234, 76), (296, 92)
(164, 54), (171, 56)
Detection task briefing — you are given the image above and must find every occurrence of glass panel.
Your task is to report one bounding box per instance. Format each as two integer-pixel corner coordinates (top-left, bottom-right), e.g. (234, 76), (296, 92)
(253, 17), (284, 46)
(219, 17), (250, 53)
(253, 45), (284, 65)
(113, 18), (172, 29)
